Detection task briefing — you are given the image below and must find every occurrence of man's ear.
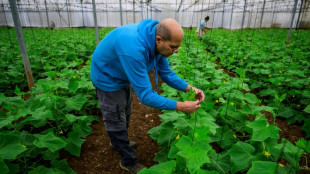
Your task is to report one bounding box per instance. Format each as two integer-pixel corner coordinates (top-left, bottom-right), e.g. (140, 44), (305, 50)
(156, 36), (161, 46)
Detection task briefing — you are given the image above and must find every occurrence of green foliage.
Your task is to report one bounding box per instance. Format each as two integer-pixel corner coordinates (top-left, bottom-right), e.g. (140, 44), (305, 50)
(0, 27), (106, 173)
(147, 28), (308, 173)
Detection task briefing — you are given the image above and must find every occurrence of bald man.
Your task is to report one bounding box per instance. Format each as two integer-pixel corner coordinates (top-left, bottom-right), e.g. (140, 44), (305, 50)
(91, 18), (205, 173)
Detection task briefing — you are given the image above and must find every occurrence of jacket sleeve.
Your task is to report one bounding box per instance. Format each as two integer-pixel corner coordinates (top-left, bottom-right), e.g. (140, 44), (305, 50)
(118, 54), (177, 110)
(157, 57), (188, 92)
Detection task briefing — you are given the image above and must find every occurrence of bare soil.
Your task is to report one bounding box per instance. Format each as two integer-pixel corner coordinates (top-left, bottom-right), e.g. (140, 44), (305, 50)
(64, 70), (163, 174)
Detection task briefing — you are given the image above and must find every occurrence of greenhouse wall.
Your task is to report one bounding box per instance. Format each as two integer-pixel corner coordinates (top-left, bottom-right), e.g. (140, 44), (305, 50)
(0, 0), (309, 29)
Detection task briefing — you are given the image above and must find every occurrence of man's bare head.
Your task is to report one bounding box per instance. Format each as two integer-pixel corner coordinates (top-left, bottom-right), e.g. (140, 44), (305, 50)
(156, 18), (184, 41)
(155, 18), (184, 57)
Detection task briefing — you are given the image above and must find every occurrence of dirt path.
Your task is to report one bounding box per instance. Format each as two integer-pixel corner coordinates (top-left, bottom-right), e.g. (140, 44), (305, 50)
(65, 70), (163, 174)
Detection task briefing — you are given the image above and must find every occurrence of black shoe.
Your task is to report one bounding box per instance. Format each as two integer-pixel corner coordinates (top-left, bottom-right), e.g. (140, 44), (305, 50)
(120, 162), (146, 174)
(110, 141), (137, 148)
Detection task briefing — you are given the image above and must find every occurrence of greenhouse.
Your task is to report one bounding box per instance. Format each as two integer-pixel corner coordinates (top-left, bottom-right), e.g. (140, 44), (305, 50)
(0, 0), (309, 173)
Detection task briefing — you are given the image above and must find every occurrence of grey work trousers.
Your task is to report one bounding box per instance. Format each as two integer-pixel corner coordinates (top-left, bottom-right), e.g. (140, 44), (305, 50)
(94, 84), (137, 166)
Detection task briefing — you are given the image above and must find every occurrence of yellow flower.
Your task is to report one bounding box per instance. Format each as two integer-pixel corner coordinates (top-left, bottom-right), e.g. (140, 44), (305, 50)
(22, 145), (26, 148)
(73, 76), (76, 79)
(230, 102), (234, 106)
(59, 130), (63, 135)
(176, 134), (180, 140)
(279, 70), (282, 73)
(215, 100), (219, 103)
(278, 163), (284, 167)
(223, 81), (226, 84)
(233, 134), (237, 138)
(268, 75), (272, 78)
(264, 151), (271, 157)
(241, 60), (243, 62)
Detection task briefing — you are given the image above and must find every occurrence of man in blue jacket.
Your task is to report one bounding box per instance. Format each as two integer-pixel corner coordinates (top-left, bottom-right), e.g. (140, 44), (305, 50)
(91, 18), (205, 173)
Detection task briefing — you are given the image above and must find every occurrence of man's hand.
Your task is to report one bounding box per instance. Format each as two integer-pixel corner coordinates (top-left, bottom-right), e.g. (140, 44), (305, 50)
(186, 85), (205, 102)
(176, 101), (201, 114)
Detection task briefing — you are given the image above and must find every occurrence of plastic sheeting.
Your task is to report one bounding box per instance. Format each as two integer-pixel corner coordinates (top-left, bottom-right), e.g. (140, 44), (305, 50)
(0, 0), (308, 29)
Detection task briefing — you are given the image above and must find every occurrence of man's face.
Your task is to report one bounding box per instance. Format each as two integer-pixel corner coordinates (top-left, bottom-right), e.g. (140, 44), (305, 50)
(155, 34), (183, 57)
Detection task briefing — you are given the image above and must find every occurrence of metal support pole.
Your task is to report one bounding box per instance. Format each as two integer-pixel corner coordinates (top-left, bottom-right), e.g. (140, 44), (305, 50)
(81, 0), (85, 27)
(44, 0), (50, 29)
(241, 0), (247, 31)
(222, 1), (225, 28)
(141, 1), (144, 20)
(66, 0), (70, 27)
(119, 0), (123, 26)
(133, 0), (136, 23)
(9, 0), (35, 92)
(230, 0), (235, 30)
(286, 0), (299, 45)
(92, 0), (99, 45)
(259, 0), (266, 31)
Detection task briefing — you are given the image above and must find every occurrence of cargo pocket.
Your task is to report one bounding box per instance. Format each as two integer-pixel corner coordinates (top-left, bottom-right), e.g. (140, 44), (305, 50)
(101, 104), (119, 122)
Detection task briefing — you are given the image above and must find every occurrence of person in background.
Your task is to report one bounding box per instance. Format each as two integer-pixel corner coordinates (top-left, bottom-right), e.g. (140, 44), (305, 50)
(196, 16), (210, 41)
(90, 18), (205, 174)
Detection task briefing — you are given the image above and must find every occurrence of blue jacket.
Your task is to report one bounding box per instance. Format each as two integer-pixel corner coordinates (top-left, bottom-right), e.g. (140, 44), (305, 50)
(90, 19), (188, 110)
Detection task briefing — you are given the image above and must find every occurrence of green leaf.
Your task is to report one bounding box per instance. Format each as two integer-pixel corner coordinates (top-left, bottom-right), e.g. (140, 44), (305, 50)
(33, 132), (67, 153)
(0, 93), (5, 105)
(0, 116), (14, 129)
(0, 157), (9, 174)
(28, 166), (56, 174)
(62, 131), (84, 156)
(139, 160), (176, 174)
(158, 122), (177, 146)
(303, 119), (310, 138)
(296, 138), (310, 153)
(277, 107), (295, 119)
(159, 112), (186, 123)
(176, 136), (212, 174)
(228, 141), (257, 174)
(68, 79), (79, 93)
(30, 106), (53, 128)
(247, 120), (280, 141)
(154, 148), (170, 163)
(304, 104), (310, 114)
(247, 161), (277, 174)
(0, 133), (27, 159)
(72, 120), (92, 138)
(51, 160), (76, 174)
(273, 139), (305, 168)
(244, 93), (261, 104)
(167, 139), (179, 160)
(195, 109), (219, 135)
(65, 95), (87, 111)
(209, 152), (231, 174)
(65, 114), (88, 123)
